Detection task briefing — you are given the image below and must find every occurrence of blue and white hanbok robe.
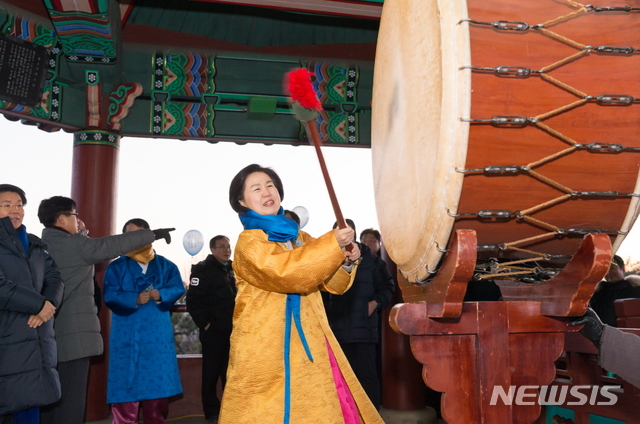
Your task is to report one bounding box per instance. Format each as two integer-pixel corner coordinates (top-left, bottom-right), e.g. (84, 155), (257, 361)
(103, 254), (185, 404)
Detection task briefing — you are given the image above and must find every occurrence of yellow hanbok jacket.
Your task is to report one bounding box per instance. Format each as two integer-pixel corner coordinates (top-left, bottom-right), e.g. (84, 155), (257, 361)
(219, 229), (384, 424)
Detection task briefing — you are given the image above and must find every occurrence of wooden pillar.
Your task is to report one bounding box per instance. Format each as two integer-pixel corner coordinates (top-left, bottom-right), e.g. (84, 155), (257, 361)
(380, 246), (426, 410)
(71, 129), (120, 422)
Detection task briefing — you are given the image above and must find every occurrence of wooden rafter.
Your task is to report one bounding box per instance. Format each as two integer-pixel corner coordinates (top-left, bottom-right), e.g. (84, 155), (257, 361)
(190, 0), (382, 19)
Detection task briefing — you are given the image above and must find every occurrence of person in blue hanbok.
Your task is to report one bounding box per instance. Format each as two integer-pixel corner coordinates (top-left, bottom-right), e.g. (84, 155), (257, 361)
(103, 218), (185, 424)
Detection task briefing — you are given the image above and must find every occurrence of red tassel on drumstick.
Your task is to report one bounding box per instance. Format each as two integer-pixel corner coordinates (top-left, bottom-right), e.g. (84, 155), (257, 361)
(285, 68), (352, 251)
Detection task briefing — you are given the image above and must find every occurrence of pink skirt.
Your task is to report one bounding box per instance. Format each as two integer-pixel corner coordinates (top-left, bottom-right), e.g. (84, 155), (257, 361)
(326, 339), (362, 424)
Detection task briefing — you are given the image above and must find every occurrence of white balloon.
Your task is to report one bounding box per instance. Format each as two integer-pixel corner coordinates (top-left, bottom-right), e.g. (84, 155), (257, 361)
(183, 229), (204, 256)
(292, 206), (309, 229)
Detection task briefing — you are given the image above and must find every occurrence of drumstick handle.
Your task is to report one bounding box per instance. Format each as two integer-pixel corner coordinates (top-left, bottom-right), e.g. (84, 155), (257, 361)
(303, 120), (353, 252)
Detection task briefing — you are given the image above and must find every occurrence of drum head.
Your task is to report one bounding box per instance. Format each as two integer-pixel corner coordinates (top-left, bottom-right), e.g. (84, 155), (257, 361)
(372, 0), (471, 282)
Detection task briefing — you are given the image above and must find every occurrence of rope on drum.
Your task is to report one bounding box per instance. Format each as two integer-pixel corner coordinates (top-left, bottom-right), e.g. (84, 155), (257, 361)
(455, 0), (640, 279)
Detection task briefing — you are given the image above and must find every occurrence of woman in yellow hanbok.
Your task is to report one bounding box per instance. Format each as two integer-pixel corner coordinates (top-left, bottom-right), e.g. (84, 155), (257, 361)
(218, 164), (384, 424)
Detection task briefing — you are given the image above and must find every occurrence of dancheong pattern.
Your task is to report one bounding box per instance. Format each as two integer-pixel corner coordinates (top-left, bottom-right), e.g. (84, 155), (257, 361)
(44, 0), (117, 64)
(305, 61), (360, 145)
(151, 51), (216, 138)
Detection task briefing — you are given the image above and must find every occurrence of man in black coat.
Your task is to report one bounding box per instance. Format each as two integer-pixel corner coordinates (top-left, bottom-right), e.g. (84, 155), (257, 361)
(325, 220), (395, 410)
(0, 184), (63, 423)
(186, 235), (236, 423)
(590, 255), (640, 327)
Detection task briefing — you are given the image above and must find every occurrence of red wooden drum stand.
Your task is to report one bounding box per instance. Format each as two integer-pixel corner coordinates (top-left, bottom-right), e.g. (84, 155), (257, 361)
(390, 230), (611, 424)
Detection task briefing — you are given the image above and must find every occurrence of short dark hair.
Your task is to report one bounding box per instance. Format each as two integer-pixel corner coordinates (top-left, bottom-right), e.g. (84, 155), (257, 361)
(38, 196), (77, 228)
(332, 218), (355, 235)
(122, 218), (150, 233)
(210, 235), (229, 248)
(284, 209), (300, 225)
(360, 228), (381, 242)
(0, 184), (27, 204)
(612, 255), (625, 271)
(229, 164), (284, 214)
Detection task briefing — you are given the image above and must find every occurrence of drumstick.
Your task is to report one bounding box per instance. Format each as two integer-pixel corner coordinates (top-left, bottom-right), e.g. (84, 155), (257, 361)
(285, 68), (353, 251)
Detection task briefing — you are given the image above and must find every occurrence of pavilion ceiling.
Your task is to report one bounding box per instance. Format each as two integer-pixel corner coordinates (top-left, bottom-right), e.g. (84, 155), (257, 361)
(189, 0), (383, 19)
(0, 0), (381, 147)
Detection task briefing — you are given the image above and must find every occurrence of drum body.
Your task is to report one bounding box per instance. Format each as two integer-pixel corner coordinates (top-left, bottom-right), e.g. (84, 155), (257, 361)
(372, 0), (640, 283)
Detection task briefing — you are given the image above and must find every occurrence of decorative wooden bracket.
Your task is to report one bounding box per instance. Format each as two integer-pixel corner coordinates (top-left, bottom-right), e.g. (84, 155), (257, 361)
(496, 233), (612, 317)
(86, 70), (101, 128)
(390, 301), (577, 424)
(108, 82), (144, 131)
(399, 229), (477, 318)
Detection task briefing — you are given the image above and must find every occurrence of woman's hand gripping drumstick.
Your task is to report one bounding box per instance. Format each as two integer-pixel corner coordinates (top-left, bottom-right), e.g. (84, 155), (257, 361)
(285, 68), (356, 258)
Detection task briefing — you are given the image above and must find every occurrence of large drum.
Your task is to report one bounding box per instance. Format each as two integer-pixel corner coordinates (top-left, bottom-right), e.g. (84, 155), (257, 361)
(372, 0), (640, 283)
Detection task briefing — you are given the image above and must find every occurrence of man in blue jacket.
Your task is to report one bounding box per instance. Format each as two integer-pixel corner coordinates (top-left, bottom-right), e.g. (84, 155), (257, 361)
(0, 184), (63, 424)
(103, 218), (185, 424)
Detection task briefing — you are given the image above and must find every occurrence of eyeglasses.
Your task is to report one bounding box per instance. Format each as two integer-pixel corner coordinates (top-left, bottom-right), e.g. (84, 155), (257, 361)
(0, 204), (24, 211)
(62, 212), (79, 217)
(213, 246), (232, 250)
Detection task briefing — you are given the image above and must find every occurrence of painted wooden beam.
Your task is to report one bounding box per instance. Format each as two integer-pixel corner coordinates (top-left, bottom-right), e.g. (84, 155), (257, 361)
(191, 0), (383, 19)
